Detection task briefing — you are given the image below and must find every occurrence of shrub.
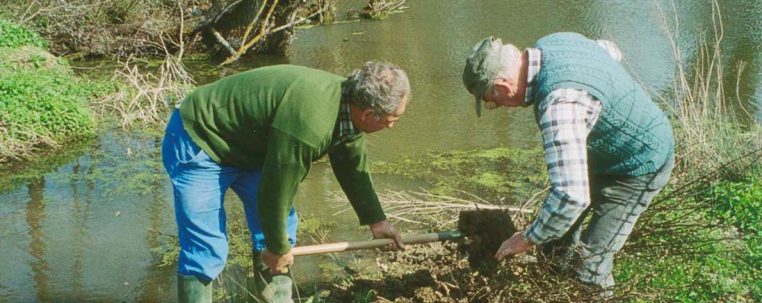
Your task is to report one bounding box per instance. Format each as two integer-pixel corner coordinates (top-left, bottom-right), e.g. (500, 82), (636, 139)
(709, 177), (762, 293)
(708, 177), (761, 234)
(0, 18), (47, 48)
(0, 61), (97, 162)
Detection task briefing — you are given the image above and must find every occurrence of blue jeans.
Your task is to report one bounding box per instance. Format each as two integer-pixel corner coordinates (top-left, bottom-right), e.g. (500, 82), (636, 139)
(161, 110), (298, 281)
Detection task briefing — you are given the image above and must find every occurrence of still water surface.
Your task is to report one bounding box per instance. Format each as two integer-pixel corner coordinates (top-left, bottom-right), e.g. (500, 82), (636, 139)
(1, 0), (760, 301)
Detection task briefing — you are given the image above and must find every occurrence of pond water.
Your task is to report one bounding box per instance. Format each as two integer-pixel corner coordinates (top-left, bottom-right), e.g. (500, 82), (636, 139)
(1, 0), (760, 301)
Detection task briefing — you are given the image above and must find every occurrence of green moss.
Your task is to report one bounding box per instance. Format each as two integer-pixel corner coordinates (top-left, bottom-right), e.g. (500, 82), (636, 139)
(471, 172), (508, 189)
(374, 147), (547, 204)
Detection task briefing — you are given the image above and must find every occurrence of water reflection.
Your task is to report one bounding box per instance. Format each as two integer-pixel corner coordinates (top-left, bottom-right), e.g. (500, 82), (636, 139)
(26, 177), (49, 302)
(134, 137), (175, 302)
(70, 160), (85, 299)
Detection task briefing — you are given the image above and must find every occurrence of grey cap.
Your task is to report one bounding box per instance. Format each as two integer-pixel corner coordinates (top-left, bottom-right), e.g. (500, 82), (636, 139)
(462, 36), (505, 117)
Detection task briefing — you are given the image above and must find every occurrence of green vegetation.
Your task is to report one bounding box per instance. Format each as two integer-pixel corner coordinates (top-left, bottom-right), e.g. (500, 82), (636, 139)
(374, 147), (547, 204)
(709, 177), (762, 236)
(612, 5), (762, 299)
(709, 177), (762, 299)
(617, 174), (761, 302)
(0, 19), (103, 163)
(0, 18), (47, 48)
(0, 60), (97, 154)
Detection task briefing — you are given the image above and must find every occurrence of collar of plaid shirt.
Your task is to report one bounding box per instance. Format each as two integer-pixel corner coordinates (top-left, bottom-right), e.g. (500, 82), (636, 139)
(523, 48), (542, 105)
(333, 98), (359, 146)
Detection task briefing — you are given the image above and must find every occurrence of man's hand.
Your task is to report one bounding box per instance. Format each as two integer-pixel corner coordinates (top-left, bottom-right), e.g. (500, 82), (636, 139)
(260, 249), (294, 274)
(369, 219), (405, 250)
(495, 231), (534, 261)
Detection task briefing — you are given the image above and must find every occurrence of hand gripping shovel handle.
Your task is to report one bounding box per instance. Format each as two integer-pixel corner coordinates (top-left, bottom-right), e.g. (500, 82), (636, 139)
(291, 231), (462, 256)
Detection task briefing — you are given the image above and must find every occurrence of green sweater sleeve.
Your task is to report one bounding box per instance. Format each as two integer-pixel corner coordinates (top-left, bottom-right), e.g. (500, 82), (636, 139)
(328, 135), (387, 225)
(258, 128), (314, 255)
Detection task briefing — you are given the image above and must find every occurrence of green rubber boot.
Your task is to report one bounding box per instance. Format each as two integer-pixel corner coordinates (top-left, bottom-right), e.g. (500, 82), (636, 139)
(252, 252), (294, 303)
(177, 274), (212, 303)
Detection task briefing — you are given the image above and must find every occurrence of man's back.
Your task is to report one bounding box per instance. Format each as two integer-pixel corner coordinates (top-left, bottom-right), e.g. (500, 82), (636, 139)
(179, 65), (345, 168)
(533, 33), (674, 176)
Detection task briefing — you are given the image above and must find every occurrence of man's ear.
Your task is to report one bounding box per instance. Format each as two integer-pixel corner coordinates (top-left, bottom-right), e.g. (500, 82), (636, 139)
(493, 78), (514, 95)
(359, 107), (375, 122)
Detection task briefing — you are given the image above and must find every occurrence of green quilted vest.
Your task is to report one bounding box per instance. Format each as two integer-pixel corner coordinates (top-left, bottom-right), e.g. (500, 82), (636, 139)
(533, 33), (674, 176)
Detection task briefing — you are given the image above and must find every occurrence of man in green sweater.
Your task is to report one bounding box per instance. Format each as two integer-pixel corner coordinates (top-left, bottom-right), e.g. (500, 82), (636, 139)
(462, 33), (674, 297)
(161, 62), (409, 302)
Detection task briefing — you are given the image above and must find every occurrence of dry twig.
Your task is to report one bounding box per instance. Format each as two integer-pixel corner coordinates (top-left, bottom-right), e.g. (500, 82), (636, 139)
(332, 189), (538, 229)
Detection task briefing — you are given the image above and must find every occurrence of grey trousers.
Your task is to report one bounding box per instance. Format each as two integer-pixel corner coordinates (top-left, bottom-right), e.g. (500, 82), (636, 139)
(541, 157), (674, 292)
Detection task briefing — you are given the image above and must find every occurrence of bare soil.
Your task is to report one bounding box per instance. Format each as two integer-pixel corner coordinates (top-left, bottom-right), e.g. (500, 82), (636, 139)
(311, 210), (591, 303)
(457, 209), (517, 274)
(318, 240), (579, 303)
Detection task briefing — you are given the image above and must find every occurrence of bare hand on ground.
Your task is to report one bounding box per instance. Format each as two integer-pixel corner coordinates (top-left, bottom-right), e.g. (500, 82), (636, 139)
(495, 231), (534, 261)
(261, 249), (294, 274)
(369, 219), (405, 250)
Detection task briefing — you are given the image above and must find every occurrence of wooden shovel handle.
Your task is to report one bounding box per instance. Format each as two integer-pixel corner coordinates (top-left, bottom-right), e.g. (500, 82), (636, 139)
(292, 231), (462, 256)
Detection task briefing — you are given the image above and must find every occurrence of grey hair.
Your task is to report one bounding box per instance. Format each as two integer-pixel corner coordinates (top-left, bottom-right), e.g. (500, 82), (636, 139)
(343, 61), (411, 116)
(492, 43), (522, 83)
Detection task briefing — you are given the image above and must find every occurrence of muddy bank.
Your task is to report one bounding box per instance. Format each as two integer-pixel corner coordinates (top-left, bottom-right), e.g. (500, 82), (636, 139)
(307, 240), (598, 303)
(299, 149), (611, 302)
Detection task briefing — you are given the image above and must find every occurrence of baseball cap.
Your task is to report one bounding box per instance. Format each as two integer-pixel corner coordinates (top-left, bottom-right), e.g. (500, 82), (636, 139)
(462, 36), (505, 117)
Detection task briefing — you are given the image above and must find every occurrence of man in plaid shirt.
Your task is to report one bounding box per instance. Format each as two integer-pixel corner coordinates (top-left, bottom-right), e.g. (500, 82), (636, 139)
(461, 33), (675, 296)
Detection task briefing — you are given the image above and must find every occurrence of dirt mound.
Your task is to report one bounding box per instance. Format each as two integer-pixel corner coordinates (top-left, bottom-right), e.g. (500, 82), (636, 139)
(458, 209), (516, 274)
(0, 46), (64, 72)
(317, 240), (604, 302)
(326, 243), (483, 302)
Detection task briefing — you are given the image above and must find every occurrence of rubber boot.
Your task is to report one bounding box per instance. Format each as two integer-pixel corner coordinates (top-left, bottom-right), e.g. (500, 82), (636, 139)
(177, 274), (213, 303)
(252, 251), (294, 303)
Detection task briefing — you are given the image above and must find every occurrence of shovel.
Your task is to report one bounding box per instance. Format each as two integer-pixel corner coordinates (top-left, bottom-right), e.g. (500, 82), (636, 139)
(291, 209), (518, 272)
(292, 230), (463, 256)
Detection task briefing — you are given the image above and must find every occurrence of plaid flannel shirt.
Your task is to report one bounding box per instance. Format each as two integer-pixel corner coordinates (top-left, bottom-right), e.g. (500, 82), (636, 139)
(332, 97), (358, 146)
(523, 41), (623, 244)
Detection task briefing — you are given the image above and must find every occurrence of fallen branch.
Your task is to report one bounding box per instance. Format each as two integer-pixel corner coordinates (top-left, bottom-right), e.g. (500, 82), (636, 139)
(211, 28), (237, 56)
(218, 0), (280, 66)
(218, 0), (331, 66)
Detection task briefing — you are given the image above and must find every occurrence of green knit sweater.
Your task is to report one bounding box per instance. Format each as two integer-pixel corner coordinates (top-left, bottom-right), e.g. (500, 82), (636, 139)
(533, 33), (674, 176)
(179, 65), (386, 254)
